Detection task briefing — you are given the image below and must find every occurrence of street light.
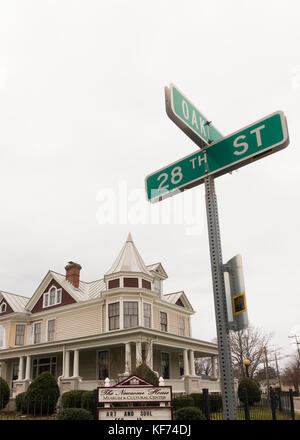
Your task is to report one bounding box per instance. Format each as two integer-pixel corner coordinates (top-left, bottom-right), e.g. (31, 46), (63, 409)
(243, 359), (251, 378)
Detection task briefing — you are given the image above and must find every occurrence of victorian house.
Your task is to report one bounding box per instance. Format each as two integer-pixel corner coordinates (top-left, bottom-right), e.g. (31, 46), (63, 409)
(0, 234), (220, 399)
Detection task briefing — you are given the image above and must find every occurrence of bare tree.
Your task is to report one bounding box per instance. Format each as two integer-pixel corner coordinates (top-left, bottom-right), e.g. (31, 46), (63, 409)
(281, 354), (300, 394)
(195, 357), (212, 376)
(229, 325), (273, 380)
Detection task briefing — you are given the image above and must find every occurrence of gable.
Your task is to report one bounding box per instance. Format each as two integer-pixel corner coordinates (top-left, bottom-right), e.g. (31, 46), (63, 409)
(147, 263), (168, 280)
(31, 279), (77, 313)
(0, 297), (14, 316)
(175, 298), (185, 308)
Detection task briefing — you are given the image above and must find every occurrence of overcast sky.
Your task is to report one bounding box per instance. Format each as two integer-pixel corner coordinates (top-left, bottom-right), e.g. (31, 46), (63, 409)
(0, 0), (299, 369)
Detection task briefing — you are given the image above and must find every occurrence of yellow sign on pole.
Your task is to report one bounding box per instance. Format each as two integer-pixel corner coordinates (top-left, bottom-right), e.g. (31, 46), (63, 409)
(232, 292), (247, 316)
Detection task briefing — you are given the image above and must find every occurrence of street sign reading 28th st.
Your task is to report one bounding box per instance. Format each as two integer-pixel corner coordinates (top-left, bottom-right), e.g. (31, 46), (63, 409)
(146, 110), (289, 202)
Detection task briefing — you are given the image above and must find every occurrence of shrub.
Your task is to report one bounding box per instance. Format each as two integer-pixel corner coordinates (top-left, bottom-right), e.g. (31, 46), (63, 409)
(172, 395), (194, 412)
(133, 362), (159, 386)
(209, 393), (223, 412)
(190, 392), (222, 412)
(25, 371), (60, 415)
(81, 391), (94, 413)
(175, 406), (205, 420)
(16, 392), (27, 413)
(58, 408), (93, 420)
(0, 377), (10, 410)
(238, 378), (261, 406)
(62, 390), (89, 409)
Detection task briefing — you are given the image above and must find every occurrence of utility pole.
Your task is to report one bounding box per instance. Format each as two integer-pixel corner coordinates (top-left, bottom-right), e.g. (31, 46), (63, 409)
(264, 346), (270, 399)
(273, 347), (281, 389)
(288, 334), (300, 362)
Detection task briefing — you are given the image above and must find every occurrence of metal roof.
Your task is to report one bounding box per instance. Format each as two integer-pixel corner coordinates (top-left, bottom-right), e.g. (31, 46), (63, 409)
(0, 291), (30, 313)
(105, 233), (152, 276)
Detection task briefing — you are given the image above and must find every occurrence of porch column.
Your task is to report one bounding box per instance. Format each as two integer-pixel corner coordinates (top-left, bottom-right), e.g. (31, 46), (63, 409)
(18, 356), (25, 380)
(73, 349), (79, 377)
(217, 357), (221, 379)
(25, 355), (31, 380)
(125, 343), (131, 374)
(0, 361), (8, 382)
(183, 349), (189, 376)
(145, 341), (153, 370)
(136, 341), (142, 368)
(211, 356), (217, 379)
(189, 350), (195, 376)
(65, 351), (71, 377)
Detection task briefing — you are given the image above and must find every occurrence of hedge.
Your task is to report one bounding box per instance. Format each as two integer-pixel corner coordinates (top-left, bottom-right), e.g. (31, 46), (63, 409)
(25, 372), (60, 415)
(0, 377), (10, 410)
(133, 363), (159, 386)
(58, 408), (93, 420)
(238, 378), (261, 406)
(16, 392), (27, 413)
(172, 396), (194, 412)
(81, 391), (94, 413)
(190, 392), (222, 412)
(62, 390), (89, 409)
(175, 406), (205, 420)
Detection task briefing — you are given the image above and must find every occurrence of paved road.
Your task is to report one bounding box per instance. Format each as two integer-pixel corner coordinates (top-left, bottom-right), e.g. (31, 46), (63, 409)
(294, 398), (300, 412)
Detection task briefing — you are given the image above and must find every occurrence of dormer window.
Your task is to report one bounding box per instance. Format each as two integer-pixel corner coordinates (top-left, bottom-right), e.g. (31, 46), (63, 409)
(0, 303), (7, 313)
(154, 279), (161, 294)
(43, 286), (62, 308)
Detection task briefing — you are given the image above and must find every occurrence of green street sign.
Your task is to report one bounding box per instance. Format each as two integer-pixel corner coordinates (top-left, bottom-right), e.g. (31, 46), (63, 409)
(165, 84), (223, 147)
(146, 111), (289, 202)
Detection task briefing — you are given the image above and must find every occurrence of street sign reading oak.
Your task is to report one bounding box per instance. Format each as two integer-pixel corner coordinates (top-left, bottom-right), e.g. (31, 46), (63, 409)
(165, 84), (223, 147)
(146, 111), (289, 202)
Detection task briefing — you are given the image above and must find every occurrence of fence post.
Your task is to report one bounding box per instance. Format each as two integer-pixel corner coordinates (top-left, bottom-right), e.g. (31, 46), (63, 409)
(93, 389), (98, 421)
(242, 387), (250, 421)
(202, 388), (210, 420)
(270, 387), (277, 420)
(275, 387), (282, 412)
(289, 389), (295, 421)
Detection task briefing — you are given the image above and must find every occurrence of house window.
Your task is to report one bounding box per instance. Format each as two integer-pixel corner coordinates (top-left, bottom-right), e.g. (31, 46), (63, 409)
(160, 312), (167, 332)
(12, 363), (19, 387)
(32, 357), (57, 379)
(154, 279), (161, 294)
(47, 320), (55, 342)
(123, 278), (139, 288)
(179, 355), (184, 376)
(108, 302), (120, 330)
(124, 301), (138, 329)
(15, 324), (25, 346)
(98, 351), (109, 379)
(0, 303), (7, 313)
(143, 303), (151, 328)
(161, 352), (170, 379)
(0, 326), (5, 348)
(142, 279), (151, 290)
(108, 279), (120, 289)
(179, 317), (185, 336)
(43, 286), (62, 308)
(34, 322), (42, 344)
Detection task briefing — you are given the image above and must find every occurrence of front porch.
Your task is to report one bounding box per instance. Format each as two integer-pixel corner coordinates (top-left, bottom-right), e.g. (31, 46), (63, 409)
(0, 328), (221, 397)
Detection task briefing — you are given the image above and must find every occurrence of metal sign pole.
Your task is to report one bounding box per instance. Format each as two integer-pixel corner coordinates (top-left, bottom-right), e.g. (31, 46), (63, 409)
(204, 174), (237, 420)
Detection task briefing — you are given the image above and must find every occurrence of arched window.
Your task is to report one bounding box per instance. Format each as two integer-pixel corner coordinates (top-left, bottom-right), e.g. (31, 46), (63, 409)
(43, 286), (62, 308)
(0, 303), (7, 313)
(49, 287), (56, 306)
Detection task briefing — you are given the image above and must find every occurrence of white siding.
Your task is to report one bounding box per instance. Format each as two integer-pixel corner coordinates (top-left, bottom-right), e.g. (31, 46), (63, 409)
(55, 305), (102, 341)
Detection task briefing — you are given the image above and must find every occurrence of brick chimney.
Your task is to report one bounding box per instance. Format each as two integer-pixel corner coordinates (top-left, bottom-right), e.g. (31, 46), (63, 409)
(65, 262), (82, 288)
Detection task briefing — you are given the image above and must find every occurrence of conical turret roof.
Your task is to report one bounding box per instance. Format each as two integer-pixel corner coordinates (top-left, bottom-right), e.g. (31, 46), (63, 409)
(105, 233), (152, 276)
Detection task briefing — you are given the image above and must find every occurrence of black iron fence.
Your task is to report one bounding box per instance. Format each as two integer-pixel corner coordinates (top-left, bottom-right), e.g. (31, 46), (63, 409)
(200, 387), (296, 420)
